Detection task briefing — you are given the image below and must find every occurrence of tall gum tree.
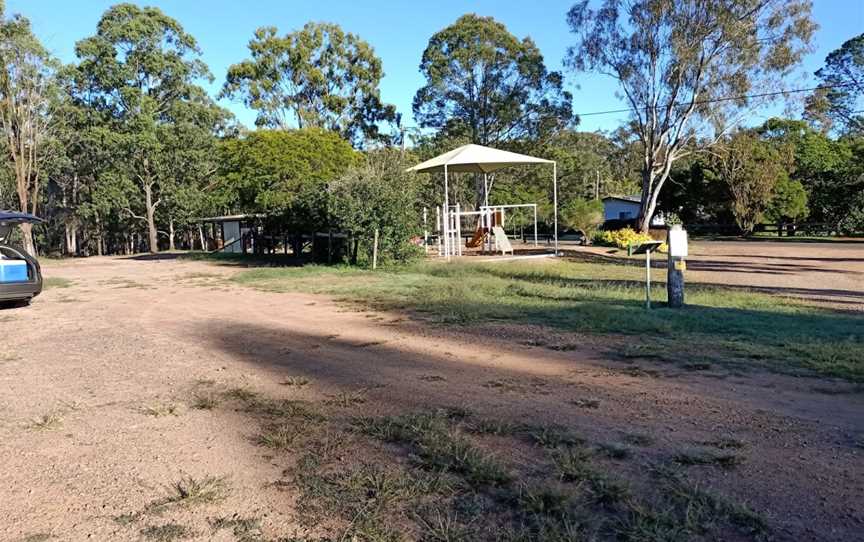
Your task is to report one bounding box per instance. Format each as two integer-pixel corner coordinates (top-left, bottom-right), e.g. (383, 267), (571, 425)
(413, 14), (573, 207)
(71, 3), (214, 252)
(0, 1), (56, 254)
(566, 0), (816, 232)
(222, 22), (397, 147)
(805, 33), (864, 136)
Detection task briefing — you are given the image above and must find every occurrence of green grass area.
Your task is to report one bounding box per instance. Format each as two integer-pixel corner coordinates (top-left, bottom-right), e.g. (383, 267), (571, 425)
(230, 259), (863, 381)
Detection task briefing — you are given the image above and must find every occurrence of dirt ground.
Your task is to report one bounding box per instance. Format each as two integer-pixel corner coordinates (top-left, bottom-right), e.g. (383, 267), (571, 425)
(1, 243), (863, 541)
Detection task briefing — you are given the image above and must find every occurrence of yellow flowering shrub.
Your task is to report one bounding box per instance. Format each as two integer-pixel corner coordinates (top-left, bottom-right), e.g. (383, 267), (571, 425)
(593, 228), (668, 252)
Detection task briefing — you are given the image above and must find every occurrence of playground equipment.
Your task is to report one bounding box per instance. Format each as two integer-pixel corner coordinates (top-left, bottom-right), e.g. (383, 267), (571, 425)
(408, 144), (558, 260)
(427, 203), (538, 256)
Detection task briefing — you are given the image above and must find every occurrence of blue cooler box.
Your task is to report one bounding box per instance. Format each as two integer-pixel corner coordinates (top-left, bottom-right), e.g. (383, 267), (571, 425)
(0, 259), (28, 282)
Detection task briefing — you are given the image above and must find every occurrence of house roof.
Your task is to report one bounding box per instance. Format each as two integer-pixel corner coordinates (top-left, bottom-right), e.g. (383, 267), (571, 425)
(602, 195), (642, 204)
(406, 144), (553, 174)
(198, 214), (265, 223)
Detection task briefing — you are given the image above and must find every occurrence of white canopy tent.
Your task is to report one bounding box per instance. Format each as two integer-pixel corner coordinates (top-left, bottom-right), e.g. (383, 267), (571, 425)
(407, 144), (558, 259)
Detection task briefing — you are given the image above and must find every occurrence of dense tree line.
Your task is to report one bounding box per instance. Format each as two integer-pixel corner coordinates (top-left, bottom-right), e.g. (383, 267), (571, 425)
(1, 1), (862, 263)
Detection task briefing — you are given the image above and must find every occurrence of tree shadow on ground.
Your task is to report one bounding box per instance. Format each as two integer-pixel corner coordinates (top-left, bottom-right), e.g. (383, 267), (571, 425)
(196, 317), (864, 540)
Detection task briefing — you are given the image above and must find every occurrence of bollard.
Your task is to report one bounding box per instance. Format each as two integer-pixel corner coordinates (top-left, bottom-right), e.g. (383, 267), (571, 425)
(666, 225), (687, 308)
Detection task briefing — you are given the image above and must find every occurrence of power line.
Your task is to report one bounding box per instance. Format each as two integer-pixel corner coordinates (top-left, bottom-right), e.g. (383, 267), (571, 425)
(574, 82), (858, 118)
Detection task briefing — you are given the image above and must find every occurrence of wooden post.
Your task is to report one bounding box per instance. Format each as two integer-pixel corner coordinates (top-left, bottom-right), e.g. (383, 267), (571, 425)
(667, 227), (685, 308)
(645, 248), (652, 310)
(372, 228), (379, 270)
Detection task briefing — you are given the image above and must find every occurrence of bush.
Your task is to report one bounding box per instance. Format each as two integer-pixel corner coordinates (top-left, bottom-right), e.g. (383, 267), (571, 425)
(593, 227), (653, 249)
(593, 227), (668, 252)
(561, 199), (605, 244)
(330, 149), (424, 265)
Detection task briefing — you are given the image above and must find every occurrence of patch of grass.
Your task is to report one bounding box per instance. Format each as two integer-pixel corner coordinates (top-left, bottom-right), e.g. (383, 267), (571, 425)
(672, 448), (743, 469)
(141, 403), (180, 417)
(254, 421), (306, 449)
(358, 411), (511, 487)
(414, 507), (475, 541)
(293, 459), (444, 539)
(324, 390), (367, 407)
(596, 442), (631, 460)
(526, 424), (584, 449)
(244, 397), (324, 421)
(701, 437), (747, 450)
(100, 278), (148, 289)
(222, 386), (258, 402)
(43, 277), (73, 289)
(191, 391), (220, 410)
(28, 412), (62, 431)
(482, 376), (549, 395)
(279, 376), (310, 387)
(621, 432), (655, 447)
(568, 398), (600, 409)
(230, 259), (864, 381)
(140, 523), (192, 541)
(209, 516), (262, 540)
(147, 475), (229, 513)
(552, 447), (594, 483)
(1, 351), (20, 362)
(465, 417), (520, 436)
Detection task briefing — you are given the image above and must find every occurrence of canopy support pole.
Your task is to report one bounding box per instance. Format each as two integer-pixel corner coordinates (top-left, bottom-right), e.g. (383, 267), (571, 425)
(533, 205), (538, 247)
(444, 165), (450, 261)
(553, 162), (559, 255)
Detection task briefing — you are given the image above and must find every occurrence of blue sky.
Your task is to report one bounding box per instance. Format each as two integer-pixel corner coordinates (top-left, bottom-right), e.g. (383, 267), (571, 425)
(10, 1), (863, 134)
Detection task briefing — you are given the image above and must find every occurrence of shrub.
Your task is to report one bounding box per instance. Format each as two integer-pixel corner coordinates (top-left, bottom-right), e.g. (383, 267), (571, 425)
(593, 227), (668, 253)
(561, 199), (605, 244)
(593, 227), (653, 249)
(330, 149), (424, 265)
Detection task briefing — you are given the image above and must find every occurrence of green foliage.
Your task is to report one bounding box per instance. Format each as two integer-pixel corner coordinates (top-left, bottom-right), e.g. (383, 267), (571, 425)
(413, 14), (571, 147)
(561, 199), (604, 243)
(217, 128), (357, 217)
(566, 0), (816, 232)
(716, 131), (791, 234)
(806, 33), (864, 135)
(0, 3), (58, 253)
(765, 178), (809, 223)
(222, 22), (397, 146)
(758, 118), (862, 232)
(330, 149), (424, 265)
(69, 3), (227, 252)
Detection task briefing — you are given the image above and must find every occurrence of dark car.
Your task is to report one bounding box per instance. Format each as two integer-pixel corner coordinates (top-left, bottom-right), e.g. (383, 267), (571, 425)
(0, 211), (44, 307)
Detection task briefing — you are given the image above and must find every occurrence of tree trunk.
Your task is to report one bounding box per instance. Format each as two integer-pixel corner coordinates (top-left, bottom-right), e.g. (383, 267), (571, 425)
(144, 183), (159, 253)
(20, 222), (35, 255)
(198, 225), (206, 251)
(168, 218), (176, 251)
(637, 169), (666, 233)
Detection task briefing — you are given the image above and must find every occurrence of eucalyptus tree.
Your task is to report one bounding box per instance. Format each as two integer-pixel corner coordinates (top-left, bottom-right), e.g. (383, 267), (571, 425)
(71, 3), (222, 252)
(222, 22), (397, 147)
(413, 14), (572, 207)
(413, 14), (572, 147)
(566, 0), (816, 231)
(806, 33), (864, 135)
(0, 1), (57, 254)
